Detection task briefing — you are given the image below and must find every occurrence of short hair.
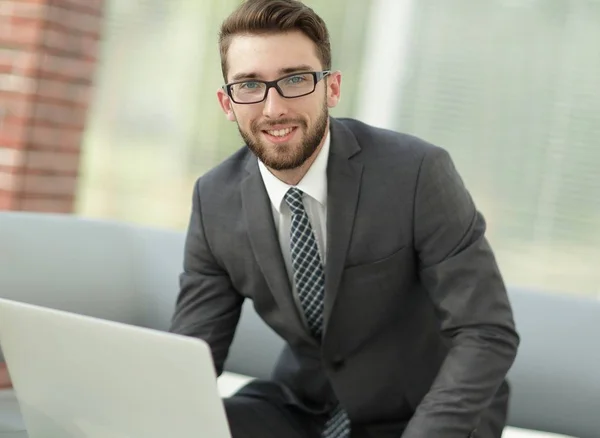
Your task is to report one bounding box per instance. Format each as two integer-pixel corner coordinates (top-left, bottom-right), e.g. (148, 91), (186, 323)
(218, 0), (332, 82)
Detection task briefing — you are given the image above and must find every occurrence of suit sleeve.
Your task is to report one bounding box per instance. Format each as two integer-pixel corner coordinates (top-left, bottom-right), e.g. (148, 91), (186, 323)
(402, 146), (520, 438)
(169, 178), (244, 376)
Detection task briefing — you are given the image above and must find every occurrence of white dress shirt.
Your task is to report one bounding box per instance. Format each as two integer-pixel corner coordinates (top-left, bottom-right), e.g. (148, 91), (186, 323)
(258, 130), (330, 324)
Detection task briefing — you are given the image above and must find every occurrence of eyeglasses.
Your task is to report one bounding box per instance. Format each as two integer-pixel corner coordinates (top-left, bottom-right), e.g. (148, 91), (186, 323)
(223, 71), (331, 104)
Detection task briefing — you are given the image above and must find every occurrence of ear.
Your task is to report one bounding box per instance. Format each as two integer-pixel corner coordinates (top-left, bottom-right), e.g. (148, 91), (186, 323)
(217, 87), (237, 121)
(326, 71), (342, 108)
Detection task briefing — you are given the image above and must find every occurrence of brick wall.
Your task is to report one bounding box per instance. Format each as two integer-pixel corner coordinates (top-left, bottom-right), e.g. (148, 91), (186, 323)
(0, 0), (105, 213)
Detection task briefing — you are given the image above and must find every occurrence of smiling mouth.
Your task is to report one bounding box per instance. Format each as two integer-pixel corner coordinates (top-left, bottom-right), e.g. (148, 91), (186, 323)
(263, 127), (296, 137)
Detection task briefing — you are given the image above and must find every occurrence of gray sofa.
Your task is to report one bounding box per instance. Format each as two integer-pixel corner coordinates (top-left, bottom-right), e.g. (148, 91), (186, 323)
(0, 212), (598, 438)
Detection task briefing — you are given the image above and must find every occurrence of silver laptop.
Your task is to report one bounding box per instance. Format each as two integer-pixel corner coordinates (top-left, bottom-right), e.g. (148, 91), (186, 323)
(0, 298), (231, 438)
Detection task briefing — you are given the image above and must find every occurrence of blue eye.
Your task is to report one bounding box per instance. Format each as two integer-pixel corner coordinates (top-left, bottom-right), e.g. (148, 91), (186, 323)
(286, 75), (306, 85)
(240, 81), (260, 89)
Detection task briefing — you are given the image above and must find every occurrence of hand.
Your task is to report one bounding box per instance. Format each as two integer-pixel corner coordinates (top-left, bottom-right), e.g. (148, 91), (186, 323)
(0, 362), (13, 389)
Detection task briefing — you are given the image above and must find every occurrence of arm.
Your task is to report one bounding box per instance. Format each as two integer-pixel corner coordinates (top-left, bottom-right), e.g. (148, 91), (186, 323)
(0, 362), (12, 389)
(169, 179), (244, 376)
(402, 147), (520, 438)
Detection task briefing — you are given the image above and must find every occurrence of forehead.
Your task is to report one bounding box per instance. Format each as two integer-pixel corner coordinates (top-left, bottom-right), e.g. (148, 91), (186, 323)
(226, 31), (323, 81)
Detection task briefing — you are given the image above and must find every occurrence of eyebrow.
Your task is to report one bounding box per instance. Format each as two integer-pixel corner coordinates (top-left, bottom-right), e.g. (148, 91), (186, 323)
(230, 65), (316, 82)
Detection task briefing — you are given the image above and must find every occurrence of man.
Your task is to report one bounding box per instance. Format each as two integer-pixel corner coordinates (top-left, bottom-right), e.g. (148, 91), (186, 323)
(169, 0), (520, 437)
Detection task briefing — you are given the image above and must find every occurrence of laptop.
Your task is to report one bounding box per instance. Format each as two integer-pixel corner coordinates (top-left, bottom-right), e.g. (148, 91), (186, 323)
(0, 298), (232, 438)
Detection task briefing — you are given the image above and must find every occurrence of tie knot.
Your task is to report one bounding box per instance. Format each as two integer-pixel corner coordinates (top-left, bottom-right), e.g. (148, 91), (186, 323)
(284, 187), (305, 215)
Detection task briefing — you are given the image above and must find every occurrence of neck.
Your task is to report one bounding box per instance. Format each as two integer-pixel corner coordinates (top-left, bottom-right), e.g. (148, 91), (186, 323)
(268, 123), (328, 186)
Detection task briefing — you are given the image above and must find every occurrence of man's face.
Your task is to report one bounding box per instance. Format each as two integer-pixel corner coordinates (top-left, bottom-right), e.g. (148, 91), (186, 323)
(217, 31), (341, 171)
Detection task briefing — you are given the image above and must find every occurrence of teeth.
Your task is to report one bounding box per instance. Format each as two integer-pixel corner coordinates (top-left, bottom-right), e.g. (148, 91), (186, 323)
(266, 128), (294, 137)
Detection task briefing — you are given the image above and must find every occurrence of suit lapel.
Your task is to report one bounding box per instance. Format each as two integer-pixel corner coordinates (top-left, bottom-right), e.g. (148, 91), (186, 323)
(241, 157), (317, 347)
(323, 119), (363, 336)
(240, 118), (363, 345)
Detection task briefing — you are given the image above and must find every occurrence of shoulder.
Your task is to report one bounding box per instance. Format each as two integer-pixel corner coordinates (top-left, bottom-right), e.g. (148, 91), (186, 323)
(335, 117), (452, 168)
(193, 145), (252, 201)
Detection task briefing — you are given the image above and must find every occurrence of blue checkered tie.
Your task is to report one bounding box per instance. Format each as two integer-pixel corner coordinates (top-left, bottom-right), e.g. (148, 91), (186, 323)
(284, 188), (350, 438)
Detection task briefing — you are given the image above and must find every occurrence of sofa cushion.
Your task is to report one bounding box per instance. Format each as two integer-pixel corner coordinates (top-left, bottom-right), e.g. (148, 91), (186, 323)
(0, 213), (138, 360)
(506, 288), (600, 438)
(0, 390), (25, 434)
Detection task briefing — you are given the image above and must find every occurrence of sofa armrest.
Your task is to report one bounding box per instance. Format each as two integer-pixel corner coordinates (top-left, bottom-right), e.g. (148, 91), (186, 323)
(502, 427), (577, 438)
(2, 375), (579, 438)
(217, 371), (255, 398)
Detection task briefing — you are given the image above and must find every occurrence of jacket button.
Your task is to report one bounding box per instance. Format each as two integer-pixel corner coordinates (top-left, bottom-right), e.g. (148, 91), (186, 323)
(331, 356), (345, 371)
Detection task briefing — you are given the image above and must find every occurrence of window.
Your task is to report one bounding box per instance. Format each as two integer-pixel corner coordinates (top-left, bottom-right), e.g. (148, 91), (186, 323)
(359, 0), (600, 296)
(77, 0), (599, 297)
(77, 0), (370, 229)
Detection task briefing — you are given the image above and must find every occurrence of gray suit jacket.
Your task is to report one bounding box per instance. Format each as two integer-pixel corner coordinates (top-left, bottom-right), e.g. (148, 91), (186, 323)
(170, 117), (520, 438)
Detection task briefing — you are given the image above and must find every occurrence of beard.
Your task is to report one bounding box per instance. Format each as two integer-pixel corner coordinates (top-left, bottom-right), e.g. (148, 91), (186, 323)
(236, 100), (329, 171)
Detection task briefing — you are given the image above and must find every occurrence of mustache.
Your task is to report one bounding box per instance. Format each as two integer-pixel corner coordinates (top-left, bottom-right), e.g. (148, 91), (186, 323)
(252, 119), (306, 131)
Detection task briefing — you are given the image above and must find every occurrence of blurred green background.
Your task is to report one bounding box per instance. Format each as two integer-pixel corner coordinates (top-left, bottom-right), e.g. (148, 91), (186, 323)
(75, 0), (600, 297)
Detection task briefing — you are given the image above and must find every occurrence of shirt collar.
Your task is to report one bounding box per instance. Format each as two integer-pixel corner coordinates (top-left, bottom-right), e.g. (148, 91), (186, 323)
(258, 129), (330, 214)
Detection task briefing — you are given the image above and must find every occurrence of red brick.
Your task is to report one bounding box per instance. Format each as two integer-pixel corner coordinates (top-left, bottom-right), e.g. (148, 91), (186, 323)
(0, 138), (25, 149)
(25, 150), (80, 173)
(28, 125), (61, 149)
(1, 114), (31, 128)
(53, 138), (84, 153)
(36, 79), (87, 105)
(45, 7), (103, 36)
(0, 73), (36, 93)
(30, 78), (67, 99)
(0, 118), (31, 148)
(39, 53), (94, 83)
(23, 173), (77, 196)
(41, 19), (101, 42)
(0, 82), (89, 109)
(0, 95), (27, 122)
(19, 197), (73, 213)
(29, 125), (61, 149)
(3, 166), (77, 178)
(0, 170), (17, 191)
(29, 119), (84, 131)
(80, 35), (99, 59)
(0, 190), (15, 210)
(13, 51), (39, 76)
(40, 34), (99, 63)
(0, 48), (16, 73)
(0, 116), (31, 149)
(51, 0), (104, 17)
(0, 138), (26, 149)
(75, 84), (91, 106)
(42, 28), (75, 54)
(0, 165), (19, 175)
(0, 147), (24, 167)
(43, 26), (98, 58)
(0, 19), (41, 48)
(32, 102), (83, 126)
(9, 16), (43, 28)
(0, 1), (47, 19)
(29, 125), (83, 150)
(0, 92), (33, 117)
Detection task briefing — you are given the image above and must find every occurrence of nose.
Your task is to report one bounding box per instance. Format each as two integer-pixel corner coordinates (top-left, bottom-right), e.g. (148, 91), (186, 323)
(262, 87), (288, 119)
